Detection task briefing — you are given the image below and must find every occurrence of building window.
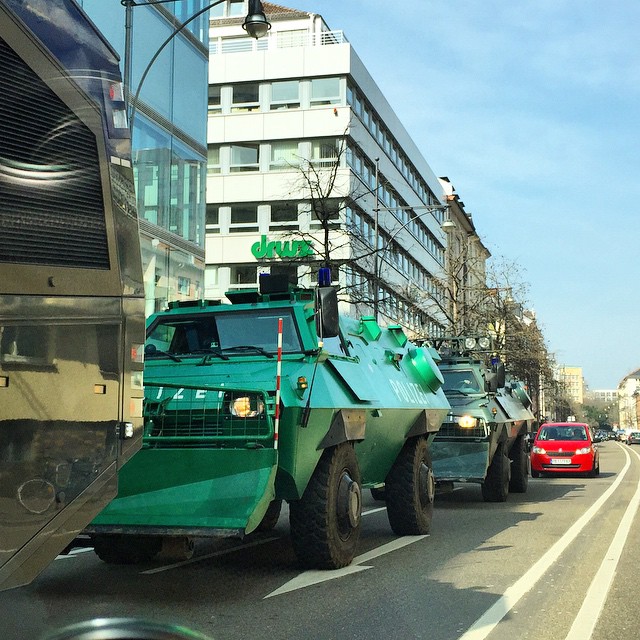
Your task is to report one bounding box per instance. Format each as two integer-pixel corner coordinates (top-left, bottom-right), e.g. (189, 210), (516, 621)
(206, 205), (220, 233)
(178, 276), (191, 295)
(207, 146), (221, 174)
(230, 264), (257, 285)
(270, 140), (299, 170)
(229, 204), (258, 233)
(231, 83), (260, 112)
(269, 202), (299, 231)
(311, 199), (341, 230)
(310, 77), (341, 106)
(230, 143), (260, 172)
(229, 0), (245, 16)
(208, 85), (221, 113)
(310, 138), (339, 166)
(270, 80), (300, 110)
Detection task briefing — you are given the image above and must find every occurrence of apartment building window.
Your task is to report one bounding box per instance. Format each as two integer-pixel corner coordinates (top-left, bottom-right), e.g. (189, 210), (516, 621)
(270, 140), (299, 170)
(231, 83), (260, 112)
(269, 202), (299, 231)
(206, 204), (220, 233)
(207, 146), (221, 174)
(310, 77), (341, 106)
(229, 204), (258, 233)
(270, 80), (300, 110)
(208, 86), (221, 113)
(310, 138), (340, 166)
(230, 143), (260, 172)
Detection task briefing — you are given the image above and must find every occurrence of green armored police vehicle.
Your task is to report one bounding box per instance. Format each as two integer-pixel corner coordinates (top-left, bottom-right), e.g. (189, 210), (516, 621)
(430, 337), (536, 502)
(87, 275), (450, 569)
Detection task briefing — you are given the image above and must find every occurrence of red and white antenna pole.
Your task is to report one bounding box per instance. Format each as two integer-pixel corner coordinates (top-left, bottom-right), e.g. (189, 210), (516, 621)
(274, 317), (283, 450)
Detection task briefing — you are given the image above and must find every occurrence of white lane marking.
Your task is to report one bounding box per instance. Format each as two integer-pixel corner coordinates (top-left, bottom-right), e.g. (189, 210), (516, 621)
(55, 547), (94, 560)
(458, 444), (632, 640)
(565, 445), (640, 640)
(140, 536), (279, 575)
(362, 506), (387, 516)
(264, 535), (427, 598)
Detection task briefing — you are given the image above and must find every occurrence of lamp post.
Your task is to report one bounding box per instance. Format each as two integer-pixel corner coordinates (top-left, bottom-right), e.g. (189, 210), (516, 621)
(122, 0), (271, 130)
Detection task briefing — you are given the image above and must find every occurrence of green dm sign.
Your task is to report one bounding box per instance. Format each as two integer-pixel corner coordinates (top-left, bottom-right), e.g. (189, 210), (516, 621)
(251, 235), (314, 259)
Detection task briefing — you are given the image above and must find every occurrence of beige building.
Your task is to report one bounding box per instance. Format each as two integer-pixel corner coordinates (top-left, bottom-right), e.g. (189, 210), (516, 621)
(557, 365), (585, 405)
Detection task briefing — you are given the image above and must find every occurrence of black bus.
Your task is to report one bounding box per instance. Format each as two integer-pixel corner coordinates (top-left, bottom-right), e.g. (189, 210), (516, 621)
(0, 0), (145, 590)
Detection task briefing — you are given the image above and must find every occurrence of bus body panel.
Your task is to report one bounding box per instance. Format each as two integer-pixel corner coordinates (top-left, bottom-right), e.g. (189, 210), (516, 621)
(0, 0), (144, 589)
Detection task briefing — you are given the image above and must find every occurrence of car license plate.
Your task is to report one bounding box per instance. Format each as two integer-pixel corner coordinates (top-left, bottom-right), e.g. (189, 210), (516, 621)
(551, 458), (571, 465)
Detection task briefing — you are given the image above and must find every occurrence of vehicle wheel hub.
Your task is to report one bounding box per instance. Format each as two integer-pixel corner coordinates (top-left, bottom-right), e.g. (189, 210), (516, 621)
(337, 472), (361, 532)
(419, 462), (435, 508)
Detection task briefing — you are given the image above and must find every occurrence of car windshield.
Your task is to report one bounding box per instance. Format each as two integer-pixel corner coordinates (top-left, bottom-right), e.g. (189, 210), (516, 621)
(145, 308), (302, 358)
(537, 426), (588, 441)
(442, 369), (482, 393)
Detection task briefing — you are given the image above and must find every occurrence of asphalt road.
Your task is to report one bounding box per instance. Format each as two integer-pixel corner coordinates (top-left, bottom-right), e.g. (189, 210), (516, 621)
(1, 441), (639, 640)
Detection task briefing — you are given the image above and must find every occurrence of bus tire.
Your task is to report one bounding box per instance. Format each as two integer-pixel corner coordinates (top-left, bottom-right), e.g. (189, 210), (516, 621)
(289, 443), (362, 569)
(385, 436), (435, 535)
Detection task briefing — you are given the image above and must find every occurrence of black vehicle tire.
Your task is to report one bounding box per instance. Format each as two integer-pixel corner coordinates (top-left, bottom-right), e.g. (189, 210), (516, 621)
(93, 534), (162, 565)
(385, 436), (435, 535)
(531, 467), (541, 478)
(588, 457), (600, 478)
(370, 487), (386, 501)
(481, 444), (511, 502)
(289, 443), (362, 569)
(257, 499), (282, 532)
(509, 435), (529, 493)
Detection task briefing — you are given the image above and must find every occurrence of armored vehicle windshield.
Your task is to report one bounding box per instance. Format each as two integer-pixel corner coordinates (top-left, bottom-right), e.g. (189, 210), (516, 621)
(442, 368), (483, 394)
(145, 307), (303, 358)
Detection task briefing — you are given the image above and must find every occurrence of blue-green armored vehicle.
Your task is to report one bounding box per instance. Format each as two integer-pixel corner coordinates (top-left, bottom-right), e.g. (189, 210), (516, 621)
(430, 337), (536, 502)
(86, 276), (450, 569)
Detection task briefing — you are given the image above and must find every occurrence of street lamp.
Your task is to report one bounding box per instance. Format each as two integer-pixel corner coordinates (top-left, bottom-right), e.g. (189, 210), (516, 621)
(122, 0), (271, 130)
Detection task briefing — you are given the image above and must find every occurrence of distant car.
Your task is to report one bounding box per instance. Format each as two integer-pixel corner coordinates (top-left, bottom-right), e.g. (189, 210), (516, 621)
(530, 422), (600, 478)
(618, 430), (628, 443)
(628, 432), (640, 445)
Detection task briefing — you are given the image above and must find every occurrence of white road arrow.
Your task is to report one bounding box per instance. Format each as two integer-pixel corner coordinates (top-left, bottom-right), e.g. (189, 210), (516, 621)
(264, 535), (427, 598)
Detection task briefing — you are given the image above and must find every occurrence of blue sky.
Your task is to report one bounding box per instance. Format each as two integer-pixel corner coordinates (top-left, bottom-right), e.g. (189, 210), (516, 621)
(288, 0), (639, 389)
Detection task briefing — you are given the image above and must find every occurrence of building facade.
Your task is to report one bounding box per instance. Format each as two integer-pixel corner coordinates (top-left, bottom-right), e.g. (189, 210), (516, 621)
(79, 0), (210, 315)
(557, 365), (585, 406)
(439, 177), (491, 335)
(618, 369), (640, 430)
(204, 3), (456, 338)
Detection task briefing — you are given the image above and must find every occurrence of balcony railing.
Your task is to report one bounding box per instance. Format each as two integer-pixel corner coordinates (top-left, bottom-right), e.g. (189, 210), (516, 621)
(209, 29), (348, 56)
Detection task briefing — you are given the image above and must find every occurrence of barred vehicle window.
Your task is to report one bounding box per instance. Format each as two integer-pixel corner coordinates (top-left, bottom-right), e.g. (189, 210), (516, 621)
(0, 35), (109, 269)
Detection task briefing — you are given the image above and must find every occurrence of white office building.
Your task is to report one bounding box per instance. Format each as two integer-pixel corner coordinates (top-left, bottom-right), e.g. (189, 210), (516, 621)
(205, 2), (452, 338)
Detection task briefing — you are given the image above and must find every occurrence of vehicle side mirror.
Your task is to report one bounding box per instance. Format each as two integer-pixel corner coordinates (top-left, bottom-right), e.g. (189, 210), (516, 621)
(485, 372), (499, 393)
(494, 362), (506, 388)
(316, 287), (339, 338)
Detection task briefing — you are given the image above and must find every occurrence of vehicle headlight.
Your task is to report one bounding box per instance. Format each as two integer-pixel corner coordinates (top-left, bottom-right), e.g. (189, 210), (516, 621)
(532, 446), (546, 454)
(575, 447), (592, 455)
(228, 394), (265, 418)
(457, 415), (477, 429)
(464, 337), (477, 350)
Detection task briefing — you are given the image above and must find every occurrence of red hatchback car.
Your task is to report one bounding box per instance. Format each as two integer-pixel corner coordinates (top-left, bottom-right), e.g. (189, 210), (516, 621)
(530, 422), (600, 477)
